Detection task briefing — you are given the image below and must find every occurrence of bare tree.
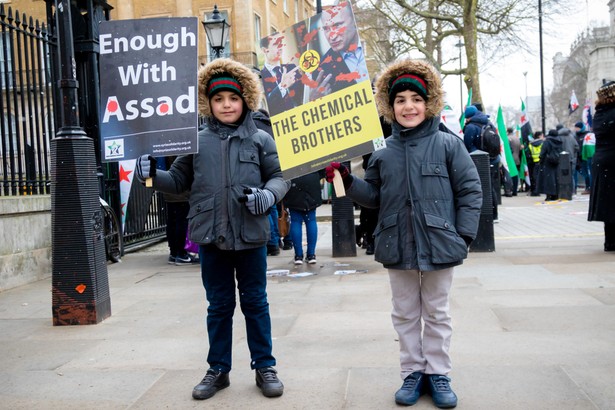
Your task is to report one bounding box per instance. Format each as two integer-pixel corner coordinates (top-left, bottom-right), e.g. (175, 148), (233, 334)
(356, 0), (573, 106)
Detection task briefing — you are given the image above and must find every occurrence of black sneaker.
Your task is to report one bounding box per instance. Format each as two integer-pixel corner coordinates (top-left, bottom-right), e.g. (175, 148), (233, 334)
(255, 367), (284, 397)
(168, 255), (176, 265)
(282, 240), (294, 250)
(395, 372), (425, 406)
(175, 254), (193, 265)
(294, 255), (303, 265)
(426, 374), (457, 408)
(267, 245), (280, 256)
(306, 254), (317, 264)
(192, 368), (230, 400)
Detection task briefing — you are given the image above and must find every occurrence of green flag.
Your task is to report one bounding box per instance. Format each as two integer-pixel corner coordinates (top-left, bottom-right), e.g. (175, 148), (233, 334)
(496, 105), (518, 178)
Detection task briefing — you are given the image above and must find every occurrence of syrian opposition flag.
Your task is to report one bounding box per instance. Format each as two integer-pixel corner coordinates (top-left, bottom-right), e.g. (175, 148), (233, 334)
(517, 126), (531, 187)
(569, 90), (579, 114)
(582, 99), (593, 129)
(582, 132), (596, 161)
(441, 103), (463, 139)
(520, 99), (533, 142)
(496, 104), (518, 178)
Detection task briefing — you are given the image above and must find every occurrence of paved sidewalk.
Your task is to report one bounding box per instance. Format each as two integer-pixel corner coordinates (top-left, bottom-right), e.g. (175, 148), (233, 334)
(1, 194), (614, 409)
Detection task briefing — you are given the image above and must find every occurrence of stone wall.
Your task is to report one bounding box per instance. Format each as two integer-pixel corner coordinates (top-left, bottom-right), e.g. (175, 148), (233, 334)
(0, 196), (52, 291)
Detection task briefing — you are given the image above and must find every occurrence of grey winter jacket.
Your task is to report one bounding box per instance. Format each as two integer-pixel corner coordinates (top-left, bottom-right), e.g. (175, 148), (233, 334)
(346, 117), (482, 271)
(152, 113), (289, 250)
(558, 127), (579, 164)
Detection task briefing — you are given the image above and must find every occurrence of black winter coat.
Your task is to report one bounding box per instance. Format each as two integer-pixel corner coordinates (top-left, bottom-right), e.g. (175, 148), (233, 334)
(284, 171), (322, 212)
(589, 102), (615, 223)
(537, 134), (563, 196)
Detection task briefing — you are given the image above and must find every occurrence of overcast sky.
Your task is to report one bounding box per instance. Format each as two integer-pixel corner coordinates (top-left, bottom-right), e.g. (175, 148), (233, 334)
(443, 0), (611, 111)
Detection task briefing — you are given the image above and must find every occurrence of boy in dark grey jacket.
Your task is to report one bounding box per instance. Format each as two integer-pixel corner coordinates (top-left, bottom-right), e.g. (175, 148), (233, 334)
(326, 59), (481, 408)
(136, 58), (288, 401)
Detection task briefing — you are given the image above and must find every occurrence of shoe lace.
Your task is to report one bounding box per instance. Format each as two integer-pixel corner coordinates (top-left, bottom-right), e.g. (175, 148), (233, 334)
(258, 368), (279, 382)
(431, 376), (451, 392)
(200, 369), (219, 384)
(401, 374), (420, 390)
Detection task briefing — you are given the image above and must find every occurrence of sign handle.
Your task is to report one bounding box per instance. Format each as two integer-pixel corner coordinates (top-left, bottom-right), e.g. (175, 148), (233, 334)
(332, 169), (346, 197)
(145, 178), (153, 188)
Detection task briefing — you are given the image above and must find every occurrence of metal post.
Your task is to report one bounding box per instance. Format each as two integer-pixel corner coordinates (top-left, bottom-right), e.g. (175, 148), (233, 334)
(49, 0), (110, 325)
(538, 0), (546, 133)
(456, 40), (464, 111)
(331, 161), (357, 257)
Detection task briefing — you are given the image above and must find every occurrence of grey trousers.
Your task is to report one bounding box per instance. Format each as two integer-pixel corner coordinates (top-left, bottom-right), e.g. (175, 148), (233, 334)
(388, 267), (454, 379)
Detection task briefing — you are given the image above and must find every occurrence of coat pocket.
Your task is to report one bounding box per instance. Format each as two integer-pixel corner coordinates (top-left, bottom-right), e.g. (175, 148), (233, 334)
(187, 197), (215, 244)
(374, 213), (401, 265)
(423, 213), (467, 264)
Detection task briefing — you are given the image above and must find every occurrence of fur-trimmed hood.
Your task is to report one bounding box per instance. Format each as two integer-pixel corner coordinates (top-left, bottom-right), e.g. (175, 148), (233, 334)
(197, 58), (262, 117)
(374, 59), (444, 124)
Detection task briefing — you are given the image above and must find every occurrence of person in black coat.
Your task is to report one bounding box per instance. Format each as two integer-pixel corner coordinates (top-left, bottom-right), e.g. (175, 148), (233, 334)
(537, 129), (563, 201)
(588, 80), (615, 251)
(283, 171), (323, 265)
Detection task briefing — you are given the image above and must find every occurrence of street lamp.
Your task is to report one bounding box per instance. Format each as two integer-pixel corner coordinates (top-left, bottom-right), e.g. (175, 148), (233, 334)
(523, 71), (528, 102)
(455, 40), (464, 111)
(202, 4), (230, 59)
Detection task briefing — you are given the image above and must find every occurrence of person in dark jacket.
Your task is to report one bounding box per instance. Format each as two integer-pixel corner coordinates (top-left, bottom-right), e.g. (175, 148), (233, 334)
(537, 129), (563, 201)
(528, 131), (544, 196)
(163, 156), (198, 265)
(573, 121), (591, 194)
(283, 171), (323, 265)
(463, 105), (501, 221)
(588, 80), (615, 251)
(326, 59), (482, 409)
(135, 58), (289, 400)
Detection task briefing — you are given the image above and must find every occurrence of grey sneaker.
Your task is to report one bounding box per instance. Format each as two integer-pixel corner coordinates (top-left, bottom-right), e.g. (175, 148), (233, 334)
(192, 368), (230, 400)
(255, 367), (284, 397)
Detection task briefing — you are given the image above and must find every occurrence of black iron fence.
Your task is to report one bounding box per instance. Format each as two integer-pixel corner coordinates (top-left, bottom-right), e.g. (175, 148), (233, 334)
(0, 3), (167, 251)
(0, 5), (54, 196)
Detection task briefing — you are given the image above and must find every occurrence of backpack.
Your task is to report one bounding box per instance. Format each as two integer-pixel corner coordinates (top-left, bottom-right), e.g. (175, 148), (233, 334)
(479, 124), (501, 158)
(545, 142), (560, 166)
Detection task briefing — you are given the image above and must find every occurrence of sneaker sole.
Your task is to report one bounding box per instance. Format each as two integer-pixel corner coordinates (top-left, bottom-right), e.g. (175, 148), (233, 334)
(256, 381), (284, 397)
(192, 381), (230, 400)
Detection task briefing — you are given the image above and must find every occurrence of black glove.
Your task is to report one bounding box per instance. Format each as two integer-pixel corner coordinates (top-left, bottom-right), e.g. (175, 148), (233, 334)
(239, 187), (275, 215)
(325, 162), (353, 189)
(135, 155), (157, 183)
(461, 235), (473, 247)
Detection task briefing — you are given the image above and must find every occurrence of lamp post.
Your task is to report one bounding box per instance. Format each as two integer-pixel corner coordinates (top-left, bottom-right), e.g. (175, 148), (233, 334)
(523, 71), (528, 103)
(202, 4), (230, 60)
(455, 40), (464, 111)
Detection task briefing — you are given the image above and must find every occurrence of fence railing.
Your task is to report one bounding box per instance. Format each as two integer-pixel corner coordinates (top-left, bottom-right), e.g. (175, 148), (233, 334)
(0, 5), (55, 196)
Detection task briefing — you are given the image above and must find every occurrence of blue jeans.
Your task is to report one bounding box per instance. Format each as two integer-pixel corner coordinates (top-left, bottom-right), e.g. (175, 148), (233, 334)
(289, 208), (318, 258)
(199, 245), (275, 373)
(267, 205), (280, 247)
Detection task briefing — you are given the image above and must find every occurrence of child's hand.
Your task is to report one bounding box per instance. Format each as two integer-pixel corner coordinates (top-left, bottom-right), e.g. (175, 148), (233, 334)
(135, 155), (157, 183)
(239, 187), (275, 215)
(325, 162), (349, 183)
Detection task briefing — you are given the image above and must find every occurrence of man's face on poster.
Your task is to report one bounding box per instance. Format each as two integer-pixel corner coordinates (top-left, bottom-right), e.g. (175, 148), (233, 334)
(322, 5), (357, 53)
(263, 34), (284, 63)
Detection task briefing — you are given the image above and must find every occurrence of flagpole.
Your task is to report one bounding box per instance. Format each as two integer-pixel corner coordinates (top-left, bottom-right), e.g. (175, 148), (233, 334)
(538, 0), (546, 132)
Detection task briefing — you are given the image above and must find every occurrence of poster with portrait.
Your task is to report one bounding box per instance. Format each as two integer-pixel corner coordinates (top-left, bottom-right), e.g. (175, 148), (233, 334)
(99, 17), (199, 162)
(258, 2), (385, 180)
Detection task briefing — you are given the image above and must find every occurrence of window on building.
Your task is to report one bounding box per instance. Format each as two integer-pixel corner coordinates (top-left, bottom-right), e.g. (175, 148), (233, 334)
(294, 0), (299, 21)
(254, 14), (262, 50)
(283, 0), (288, 15)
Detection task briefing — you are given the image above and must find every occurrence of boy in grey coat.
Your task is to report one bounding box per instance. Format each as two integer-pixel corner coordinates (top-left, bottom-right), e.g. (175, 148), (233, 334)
(326, 59), (482, 408)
